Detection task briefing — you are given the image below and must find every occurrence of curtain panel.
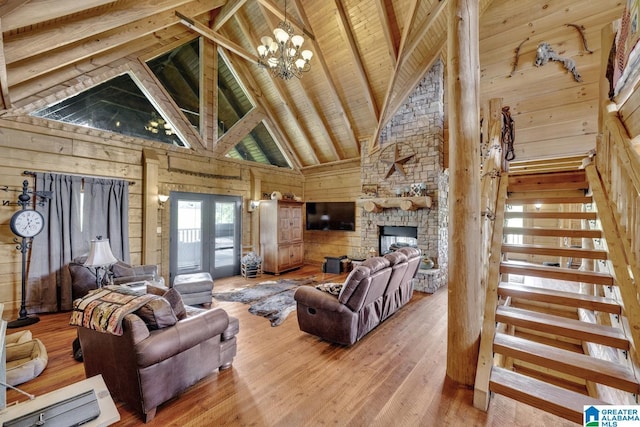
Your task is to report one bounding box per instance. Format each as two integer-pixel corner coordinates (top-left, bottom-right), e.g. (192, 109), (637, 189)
(27, 173), (130, 312)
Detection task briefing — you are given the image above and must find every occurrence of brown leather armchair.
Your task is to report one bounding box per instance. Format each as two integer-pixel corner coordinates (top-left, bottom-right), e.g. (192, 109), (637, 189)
(77, 305), (238, 422)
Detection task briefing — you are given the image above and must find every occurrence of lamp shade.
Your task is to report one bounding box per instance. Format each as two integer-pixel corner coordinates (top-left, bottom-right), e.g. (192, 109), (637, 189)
(84, 237), (118, 267)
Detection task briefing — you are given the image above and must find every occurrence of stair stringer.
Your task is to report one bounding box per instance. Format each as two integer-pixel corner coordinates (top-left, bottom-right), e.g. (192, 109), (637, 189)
(585, 162), (640, 359)
(473, 173), (509, 410)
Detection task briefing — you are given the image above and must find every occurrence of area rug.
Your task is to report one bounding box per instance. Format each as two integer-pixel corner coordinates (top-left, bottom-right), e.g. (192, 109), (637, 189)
(212, 277), (316, 326)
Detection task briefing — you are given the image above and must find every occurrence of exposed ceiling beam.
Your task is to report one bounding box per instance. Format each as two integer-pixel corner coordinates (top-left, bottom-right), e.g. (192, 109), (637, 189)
(293, 0), (359, 155)
(0, 19), (11, 109)
(382, 1), (449, 126)
(235, 12), (323, 164)
(212, 0), (248, 31)
(0, 0), (117, 31)
(256, 0), (315, 41)
(129, 58), (207, 151)
(4, 0), (215, 64)
(300, 157), (361, 174)
(177, 11), (260, 65)
(225, 50), (304, 170)
(213, 106), (266, 155)
(375, 0), (398, 66)
(334, 0), (379, 125)
(7, 4), (211, 87)
(402, 0), (448, 70)
(0, 0), (30, 20)
(366, 0), (423, 154)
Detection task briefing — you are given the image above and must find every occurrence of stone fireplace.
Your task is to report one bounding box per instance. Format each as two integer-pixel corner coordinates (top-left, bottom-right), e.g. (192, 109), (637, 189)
(359, 60), (448, 293)
(379, 226), (417, 255)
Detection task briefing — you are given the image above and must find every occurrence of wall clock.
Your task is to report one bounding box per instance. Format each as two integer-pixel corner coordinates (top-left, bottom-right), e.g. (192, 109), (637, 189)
(10, 209), (45, 238)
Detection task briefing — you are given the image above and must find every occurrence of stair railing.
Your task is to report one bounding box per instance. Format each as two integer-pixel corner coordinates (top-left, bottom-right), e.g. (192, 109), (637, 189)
(590, 103), (640, 366)
(474, 97), (508, 410)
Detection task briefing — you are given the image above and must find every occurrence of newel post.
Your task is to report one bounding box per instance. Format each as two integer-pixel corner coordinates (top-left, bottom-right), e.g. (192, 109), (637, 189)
(446, 0), (482, 386)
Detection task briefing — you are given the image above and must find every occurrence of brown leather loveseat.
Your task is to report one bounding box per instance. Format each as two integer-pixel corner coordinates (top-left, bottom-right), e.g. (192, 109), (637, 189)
(294, 247), (421, 345)
(75, 286), (238, 422)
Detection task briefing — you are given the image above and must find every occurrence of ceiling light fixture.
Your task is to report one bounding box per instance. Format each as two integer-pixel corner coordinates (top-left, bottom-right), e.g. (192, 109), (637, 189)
(145, 112), (175, 136)
(256, 0), (312, 80)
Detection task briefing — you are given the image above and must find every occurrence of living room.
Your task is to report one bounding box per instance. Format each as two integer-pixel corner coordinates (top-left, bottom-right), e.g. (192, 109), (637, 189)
(0, 0), (635, 425)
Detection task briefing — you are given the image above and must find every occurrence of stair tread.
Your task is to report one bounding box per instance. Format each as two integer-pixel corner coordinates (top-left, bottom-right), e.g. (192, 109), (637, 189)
(504, 211), (598, 220)
(501, 243), (608, 260)
(498, 282), (622, 314)
(506, 195), (592, 204)
(508, 170), (587, 184)
(494, 332), (638, 393)
(496, 305), (628, 349)
(503, 226), (602, 238)
(489, 366), (607, 424)
(500, 261), (614, 286)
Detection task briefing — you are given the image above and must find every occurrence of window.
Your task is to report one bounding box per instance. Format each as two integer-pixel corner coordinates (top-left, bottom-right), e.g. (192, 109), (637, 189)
(31, 74), (188, 147)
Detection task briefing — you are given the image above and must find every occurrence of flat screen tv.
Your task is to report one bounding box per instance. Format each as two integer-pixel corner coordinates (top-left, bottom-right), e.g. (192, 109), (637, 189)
(306, 202), (356, 231)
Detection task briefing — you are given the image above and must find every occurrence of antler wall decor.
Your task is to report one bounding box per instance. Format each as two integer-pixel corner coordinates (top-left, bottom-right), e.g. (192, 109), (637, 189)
(565, 23), (594, 54)
(534, 42), (582, 82)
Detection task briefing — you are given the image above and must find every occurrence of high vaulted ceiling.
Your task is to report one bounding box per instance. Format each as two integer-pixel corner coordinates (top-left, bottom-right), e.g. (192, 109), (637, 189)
(0, 0), (625, 173)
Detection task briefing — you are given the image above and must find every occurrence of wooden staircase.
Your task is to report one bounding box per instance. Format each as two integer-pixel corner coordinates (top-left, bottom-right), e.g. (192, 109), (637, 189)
(474, 166), (640, 424)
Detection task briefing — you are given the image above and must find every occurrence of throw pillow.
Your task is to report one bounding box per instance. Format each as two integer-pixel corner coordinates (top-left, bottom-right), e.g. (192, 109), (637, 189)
(135, 296), (178, 330)
(146, 283), (187, 320)
(315, 282), (343, 296)
(111, 261), (135, 278)
(69, 263), (98, 300)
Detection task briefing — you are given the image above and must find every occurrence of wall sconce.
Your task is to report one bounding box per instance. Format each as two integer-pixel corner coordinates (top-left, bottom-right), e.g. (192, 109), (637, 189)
(158, 194), (169, 209)
(534, 203), (542, 211)
(248, 200), (261, 212)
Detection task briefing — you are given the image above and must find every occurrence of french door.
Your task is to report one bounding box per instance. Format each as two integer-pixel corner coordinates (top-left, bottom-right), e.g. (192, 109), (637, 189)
(168, 192), (241, 283)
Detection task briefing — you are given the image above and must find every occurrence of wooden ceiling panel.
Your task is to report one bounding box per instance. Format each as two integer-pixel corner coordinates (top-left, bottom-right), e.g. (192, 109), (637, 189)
(0, 0), (629, 170)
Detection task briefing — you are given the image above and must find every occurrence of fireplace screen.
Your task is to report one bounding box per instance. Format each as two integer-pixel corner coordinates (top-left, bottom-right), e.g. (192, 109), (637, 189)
(379, 226), (418, 255)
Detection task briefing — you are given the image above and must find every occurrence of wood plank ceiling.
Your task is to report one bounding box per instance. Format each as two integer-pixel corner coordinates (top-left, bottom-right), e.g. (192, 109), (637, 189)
(0, 0), (626, 173)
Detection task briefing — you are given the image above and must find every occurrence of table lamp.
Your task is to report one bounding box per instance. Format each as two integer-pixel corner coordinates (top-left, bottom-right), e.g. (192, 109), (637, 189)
(84, 236), (118, 288)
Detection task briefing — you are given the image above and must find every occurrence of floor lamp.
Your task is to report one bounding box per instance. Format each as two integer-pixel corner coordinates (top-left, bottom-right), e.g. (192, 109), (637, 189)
(84, 236), (117, 288)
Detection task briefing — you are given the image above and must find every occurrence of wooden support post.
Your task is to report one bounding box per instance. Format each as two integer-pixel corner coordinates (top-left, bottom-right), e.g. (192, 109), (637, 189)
(142, 149), (160, 266)
(447, 0), (481, 386)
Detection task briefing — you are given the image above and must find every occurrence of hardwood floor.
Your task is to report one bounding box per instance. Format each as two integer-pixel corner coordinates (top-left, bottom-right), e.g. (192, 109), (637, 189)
(3, 266), (574, 426)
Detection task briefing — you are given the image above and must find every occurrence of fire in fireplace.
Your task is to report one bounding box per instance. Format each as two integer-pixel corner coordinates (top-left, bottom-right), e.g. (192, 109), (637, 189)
(379, 226), (418, 255)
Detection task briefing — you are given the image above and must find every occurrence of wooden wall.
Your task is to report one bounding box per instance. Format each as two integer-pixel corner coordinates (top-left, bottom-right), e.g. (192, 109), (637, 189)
(479, 0), (624, 161)
(303, 165), (362, 266)
(0, 118), (302, 314)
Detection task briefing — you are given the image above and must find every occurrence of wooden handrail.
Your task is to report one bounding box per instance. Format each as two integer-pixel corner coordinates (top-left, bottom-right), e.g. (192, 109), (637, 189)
(473, 174), (509, 410)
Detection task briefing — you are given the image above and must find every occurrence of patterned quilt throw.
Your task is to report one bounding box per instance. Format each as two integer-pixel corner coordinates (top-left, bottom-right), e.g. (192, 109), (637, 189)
(70, 285), (157, 335)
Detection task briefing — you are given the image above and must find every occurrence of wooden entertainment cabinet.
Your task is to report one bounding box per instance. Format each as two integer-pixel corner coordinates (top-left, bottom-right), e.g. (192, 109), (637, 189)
(259, 200), (304, 275)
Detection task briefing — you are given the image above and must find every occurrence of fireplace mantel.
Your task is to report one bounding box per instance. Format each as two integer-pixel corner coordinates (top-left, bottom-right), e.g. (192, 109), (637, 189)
(357, 196), (432, 213)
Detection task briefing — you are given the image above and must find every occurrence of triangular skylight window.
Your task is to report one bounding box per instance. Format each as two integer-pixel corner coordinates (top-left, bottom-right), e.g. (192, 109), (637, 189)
(226, 121), (291, 168)
(148, 38), (200, 131)
(218, 52), (290, 168)
(218, 52), (252, 134)
(31, 73), (187, 147)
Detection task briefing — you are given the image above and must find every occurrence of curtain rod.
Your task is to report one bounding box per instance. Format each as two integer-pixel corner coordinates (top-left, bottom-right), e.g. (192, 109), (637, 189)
(23, 170), (136, 185)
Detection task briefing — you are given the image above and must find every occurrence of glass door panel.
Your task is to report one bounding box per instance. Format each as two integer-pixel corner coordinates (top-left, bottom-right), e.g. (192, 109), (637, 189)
(176, 199), (203, 272)
(169, 192), (241, 283)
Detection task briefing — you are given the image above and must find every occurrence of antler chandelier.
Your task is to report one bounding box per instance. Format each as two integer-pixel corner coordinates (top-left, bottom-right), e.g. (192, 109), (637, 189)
(256, 0), (313, 80)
